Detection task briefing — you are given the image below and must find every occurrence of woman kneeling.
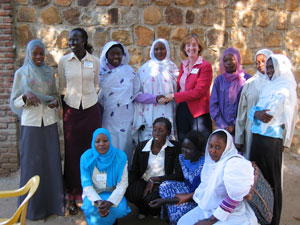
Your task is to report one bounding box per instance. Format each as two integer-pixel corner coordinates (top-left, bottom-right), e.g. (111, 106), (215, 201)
(80, 128), (131, 225)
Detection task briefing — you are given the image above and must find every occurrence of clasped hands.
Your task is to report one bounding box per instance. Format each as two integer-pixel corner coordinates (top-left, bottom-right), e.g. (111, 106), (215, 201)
(156, 94), (174, 105)
(94, 200), (113, 217)
(23, 91), (58, 108)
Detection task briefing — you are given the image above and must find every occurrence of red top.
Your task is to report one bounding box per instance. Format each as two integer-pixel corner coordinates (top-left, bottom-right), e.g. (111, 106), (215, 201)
(174, 59), (213, 118)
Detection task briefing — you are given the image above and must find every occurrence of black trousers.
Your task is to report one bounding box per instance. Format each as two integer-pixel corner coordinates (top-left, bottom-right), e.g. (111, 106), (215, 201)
(176, 102), (212, 143)
(250, 134), (283, 225)
(126, 179), (160, 216)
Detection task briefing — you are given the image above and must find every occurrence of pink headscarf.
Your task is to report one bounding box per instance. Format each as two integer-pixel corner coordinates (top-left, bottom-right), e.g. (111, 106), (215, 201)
(220, 47), (246, 104)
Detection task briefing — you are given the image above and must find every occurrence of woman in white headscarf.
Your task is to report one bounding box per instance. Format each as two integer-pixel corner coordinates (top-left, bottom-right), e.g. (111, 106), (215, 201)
(133, 38), (179, 142)
(235, 49), (273, 159)
(249, 54), (297, 225)
(178, 129), (258, 225)
(99, 41), (141, 167)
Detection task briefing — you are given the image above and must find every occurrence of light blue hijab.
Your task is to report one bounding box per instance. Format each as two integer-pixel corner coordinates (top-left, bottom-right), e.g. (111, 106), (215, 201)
(80, 128), (127, 188)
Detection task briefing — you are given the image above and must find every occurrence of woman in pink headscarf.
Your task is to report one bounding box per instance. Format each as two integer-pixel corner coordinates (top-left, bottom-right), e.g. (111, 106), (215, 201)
(210, 48), (251, 136)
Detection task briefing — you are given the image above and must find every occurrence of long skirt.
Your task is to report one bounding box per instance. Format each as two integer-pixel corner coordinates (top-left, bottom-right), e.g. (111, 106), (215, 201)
(250, 134), (283, 225)
(81, 192), (131, 225)
(126, 179), (160, 216)
(159, 181), (197, 225)
(176, 102), (212, 143)
(63, 102), (102, 195)
(18, 123), (64, 220)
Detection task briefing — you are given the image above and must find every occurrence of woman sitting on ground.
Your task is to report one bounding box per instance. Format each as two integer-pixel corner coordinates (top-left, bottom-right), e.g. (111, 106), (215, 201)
(178, 129), (258, 225)
(80, 128), (131, 225)
(126, 117), (183, 218)
(149, 130), (206, 224)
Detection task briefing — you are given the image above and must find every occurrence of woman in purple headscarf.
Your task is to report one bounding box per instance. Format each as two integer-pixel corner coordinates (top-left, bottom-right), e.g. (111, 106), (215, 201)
(210, 48), (251, 136)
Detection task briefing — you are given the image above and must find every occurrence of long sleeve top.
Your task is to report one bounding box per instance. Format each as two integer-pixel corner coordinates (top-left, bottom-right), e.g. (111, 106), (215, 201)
(58, 52), (100, 110)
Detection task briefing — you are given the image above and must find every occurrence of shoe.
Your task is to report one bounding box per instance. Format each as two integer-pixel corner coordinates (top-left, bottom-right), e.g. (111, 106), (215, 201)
(68, 201), (79, 215)
(138, 213), (145, 219)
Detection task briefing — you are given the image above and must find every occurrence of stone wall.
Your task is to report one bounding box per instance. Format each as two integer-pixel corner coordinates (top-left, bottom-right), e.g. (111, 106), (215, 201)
(1, 0), (300, 175)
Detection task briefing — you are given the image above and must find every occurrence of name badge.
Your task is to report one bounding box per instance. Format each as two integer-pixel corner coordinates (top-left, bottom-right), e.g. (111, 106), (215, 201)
(84, 61), (94, 68)
(96, 173), (107, 189)
(191, 68), (199, 74)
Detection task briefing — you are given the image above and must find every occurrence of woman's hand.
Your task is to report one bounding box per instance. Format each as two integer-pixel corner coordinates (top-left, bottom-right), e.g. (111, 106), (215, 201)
(225, 125), (235, 134)
(143, 180), (154, 197)
(254, 110), (273, 123)
(47, 98), (59, 108)
(156, 95), (165, 103)
(175, 193), (192, 205)
(97, 200), (113, 217)
(194, 216), (218, 225)
(149, 198), (165, 208)
(23, 91), (40, 106)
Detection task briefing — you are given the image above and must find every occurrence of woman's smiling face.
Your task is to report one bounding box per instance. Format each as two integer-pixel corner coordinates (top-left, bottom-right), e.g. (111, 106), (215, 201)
(107, 46), (123, 67)
(94, 133), (110, 155)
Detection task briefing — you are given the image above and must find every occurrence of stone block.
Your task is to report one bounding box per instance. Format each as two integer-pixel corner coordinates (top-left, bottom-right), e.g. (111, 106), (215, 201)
(276, 11), (288, 30)
(200, 8), (213, 26)
(250, 0), (268, 10)
(118, 0), (134, 6)
(128, 46), (143, 65)
(56, 30), (69, 49)
(247, 28), (265, 48)
(38, 28), (56, 47)
(96, 0), (113, 6)
(16, 0), (28, 4)
(190, 28), (205, 42)
(175, 0), (195, 6)
(240, 48), (253, 65)
(63, 8), (80, 25)
(291, 13), (300, 28)
(212, 0), (230, 8)
(266, 31), (282, 47)
(32, 0), (50, 6)
(257, 8), (269, 27)
(186, 10), (195, 24)
(214, 9), (236, 27)
(135, 26), (154, 46)
(78, 0), (92, 6)
(206, 28), (228, 47)
(54, 0), (73, 6)
(17, 6), (35, 22)
(17, 24), (33, 47)
(196, 0), (209, 5)
(41, 6), (62, 25)
(285, 0), (299, 11)
(154, 0), (172, 5)
(286, 29), (300, 50)
(112, 30), (133, 45)
(242, 11), (254, 27)
(108, 8), (118, 24)
(156, 26), (171, 40)
(93, 28), (110, 48)
(231, 29), (246, 49)
(165, 6), (183, 25)
(171, 27), (188, 42)
(144, 6), (162, 25)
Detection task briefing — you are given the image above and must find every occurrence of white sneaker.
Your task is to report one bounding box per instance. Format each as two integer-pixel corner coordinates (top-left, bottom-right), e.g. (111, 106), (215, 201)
(138, 213), (145, 219)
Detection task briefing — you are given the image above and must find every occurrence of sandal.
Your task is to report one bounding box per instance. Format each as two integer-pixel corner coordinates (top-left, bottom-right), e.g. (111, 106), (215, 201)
(68, 201), (79, 215)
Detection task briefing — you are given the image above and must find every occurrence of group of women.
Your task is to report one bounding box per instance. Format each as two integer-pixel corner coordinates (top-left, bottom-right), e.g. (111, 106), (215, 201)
(9, 26), (297, 225)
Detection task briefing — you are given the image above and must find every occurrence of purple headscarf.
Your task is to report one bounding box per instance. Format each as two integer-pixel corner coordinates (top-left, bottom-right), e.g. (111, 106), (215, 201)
(220, 47), (246, 104)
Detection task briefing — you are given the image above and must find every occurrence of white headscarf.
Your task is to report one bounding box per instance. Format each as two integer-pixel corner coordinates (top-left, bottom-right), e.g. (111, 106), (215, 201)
(98, 41), (139, 109)
(249, 49), (273, 90)
(10, 40), (57, 117)
(257, 54), (298, 147)
(132, 39), (178, 141)
(194, 129), (254, 210)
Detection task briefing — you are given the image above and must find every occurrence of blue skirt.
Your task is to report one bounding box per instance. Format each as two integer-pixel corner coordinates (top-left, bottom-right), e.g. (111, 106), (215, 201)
(81, 191), (131, 225)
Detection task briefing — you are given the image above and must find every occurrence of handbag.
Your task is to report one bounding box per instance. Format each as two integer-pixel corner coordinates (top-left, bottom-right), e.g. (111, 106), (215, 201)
(245, 162), (274, 224)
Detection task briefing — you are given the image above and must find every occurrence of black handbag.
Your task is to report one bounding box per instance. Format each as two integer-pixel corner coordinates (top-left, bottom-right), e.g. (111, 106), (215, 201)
(245, 162), (274, 224)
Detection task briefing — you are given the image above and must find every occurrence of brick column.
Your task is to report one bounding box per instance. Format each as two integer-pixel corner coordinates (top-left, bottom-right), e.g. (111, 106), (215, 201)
(0, 0), (18, 176)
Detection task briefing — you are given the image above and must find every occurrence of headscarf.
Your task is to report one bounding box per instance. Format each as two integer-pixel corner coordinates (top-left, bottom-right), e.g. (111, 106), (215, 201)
(132, 39), (178, 141)
(250, 49), (273, 90)
(220, 47), (246, 104)
(257, 54), (298, 147)
(194, 129), (254, 210)
(81, 128), (127, 188)
(99, 41), (130, 75)
(10, 40), (57, 117)
(98, 41), (139, 109)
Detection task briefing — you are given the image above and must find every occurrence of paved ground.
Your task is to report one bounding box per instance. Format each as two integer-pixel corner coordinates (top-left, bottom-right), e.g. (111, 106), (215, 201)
(1, 151), (300, 225)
